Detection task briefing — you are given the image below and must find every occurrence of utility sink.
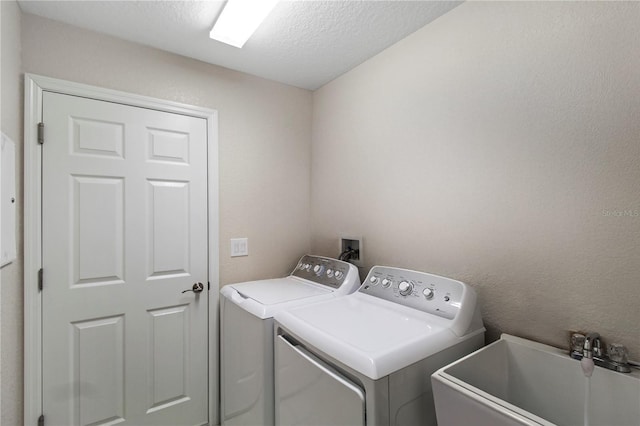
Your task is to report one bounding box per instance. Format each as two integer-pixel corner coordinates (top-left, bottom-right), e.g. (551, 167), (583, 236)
(431, 334), (640, 426)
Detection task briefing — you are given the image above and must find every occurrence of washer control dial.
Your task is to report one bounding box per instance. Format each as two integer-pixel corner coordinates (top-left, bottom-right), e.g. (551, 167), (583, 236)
(398, 281), (413, 296)
(369, 276), (380, 285)
(334, 270), (344, 280)
(313, 264), (325, 276)
(381, 278), (392, 288)
(423, 288), (434, 300)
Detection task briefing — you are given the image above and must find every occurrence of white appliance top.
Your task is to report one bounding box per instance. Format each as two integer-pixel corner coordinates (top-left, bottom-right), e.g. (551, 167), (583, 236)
(221, 255), (361, 319)
(275, 266), (484, 380)
(230, 277), (331, 306)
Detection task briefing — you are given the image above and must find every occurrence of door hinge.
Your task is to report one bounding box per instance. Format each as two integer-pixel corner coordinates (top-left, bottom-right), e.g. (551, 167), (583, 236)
(38, 268), (43, 291)
(38, 414), (44, 426)
(37, 122), (44, 145)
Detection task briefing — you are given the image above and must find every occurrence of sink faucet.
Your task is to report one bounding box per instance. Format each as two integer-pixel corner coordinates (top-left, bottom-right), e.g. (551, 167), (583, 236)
(570, 332), (631, 373)
(582, 332), (601, 359)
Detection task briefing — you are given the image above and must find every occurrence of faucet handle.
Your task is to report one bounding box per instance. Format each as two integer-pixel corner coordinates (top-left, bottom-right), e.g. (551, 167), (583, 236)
(608, 343), (629, 364)
(570, 333), (585, 354)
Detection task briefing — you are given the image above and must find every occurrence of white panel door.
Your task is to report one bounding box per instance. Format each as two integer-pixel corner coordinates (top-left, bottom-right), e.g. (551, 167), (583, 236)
(42, 91), (209, 426)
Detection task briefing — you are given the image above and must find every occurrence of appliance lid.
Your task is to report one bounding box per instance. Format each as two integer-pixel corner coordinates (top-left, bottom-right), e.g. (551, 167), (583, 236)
(228, 276), (332, 305)
(274, 292), (467, 379)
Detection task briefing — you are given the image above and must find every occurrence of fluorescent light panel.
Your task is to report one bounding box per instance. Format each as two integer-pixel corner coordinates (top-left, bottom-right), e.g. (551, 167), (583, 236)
(210, 0), (279, 48)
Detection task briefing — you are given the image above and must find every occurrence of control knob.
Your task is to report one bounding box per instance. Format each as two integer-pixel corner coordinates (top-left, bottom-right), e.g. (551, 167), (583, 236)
(369, 276), (380, 285)
(334, 270), (344, 280)
(423, 288), (434, 300)
(313, 264), (325, 276)
(398, 281), (413, 296)
(381, 278), (392, 288)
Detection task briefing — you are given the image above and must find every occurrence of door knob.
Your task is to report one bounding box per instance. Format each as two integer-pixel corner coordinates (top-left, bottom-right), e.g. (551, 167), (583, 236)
(182, 282), (204, 294)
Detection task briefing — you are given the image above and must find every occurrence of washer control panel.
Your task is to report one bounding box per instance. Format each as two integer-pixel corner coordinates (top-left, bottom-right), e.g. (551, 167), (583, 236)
(359, 266), (467, 319)
(292, 255), (351, 289)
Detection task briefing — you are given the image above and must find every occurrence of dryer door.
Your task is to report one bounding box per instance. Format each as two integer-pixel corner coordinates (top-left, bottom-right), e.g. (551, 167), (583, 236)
(275, 335), (365, 426)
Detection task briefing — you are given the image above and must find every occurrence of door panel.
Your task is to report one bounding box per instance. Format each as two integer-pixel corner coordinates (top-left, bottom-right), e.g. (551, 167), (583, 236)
(147, 304), (190, 411)
(71, 117), (124, 158)
(42, 91), (208, 426)
(147, 180), (190, 278)
(72, 315), (125, 426)
(72, 175), (125, 286)
(148, 128), (190, 164)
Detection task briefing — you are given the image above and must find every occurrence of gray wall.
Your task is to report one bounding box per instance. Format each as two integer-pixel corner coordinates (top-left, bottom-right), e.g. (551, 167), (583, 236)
(311, 1), (640, 357)
(1, 1), (24, 424)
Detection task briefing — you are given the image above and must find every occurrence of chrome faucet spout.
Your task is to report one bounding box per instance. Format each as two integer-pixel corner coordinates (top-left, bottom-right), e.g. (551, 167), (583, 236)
(583, 332), (600, 359)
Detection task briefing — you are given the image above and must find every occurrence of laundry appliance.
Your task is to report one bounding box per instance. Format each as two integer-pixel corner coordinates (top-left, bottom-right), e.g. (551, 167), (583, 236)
(274, 266), (485, 426)
(220, 254), (361, 425)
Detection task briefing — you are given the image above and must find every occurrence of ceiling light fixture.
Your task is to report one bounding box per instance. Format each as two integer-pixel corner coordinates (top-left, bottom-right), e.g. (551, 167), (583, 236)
(209, 0), (279, 48)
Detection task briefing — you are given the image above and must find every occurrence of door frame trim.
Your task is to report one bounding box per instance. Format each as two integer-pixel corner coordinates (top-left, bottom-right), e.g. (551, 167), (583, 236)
(24, 74), (220, 425)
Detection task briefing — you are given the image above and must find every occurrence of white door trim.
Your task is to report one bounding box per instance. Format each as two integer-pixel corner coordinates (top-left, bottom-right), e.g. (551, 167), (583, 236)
(24, 74), (220, 426)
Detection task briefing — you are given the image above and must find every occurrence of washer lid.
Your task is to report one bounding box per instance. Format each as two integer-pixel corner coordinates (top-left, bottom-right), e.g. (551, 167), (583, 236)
(275, 292), (463, 380)
(229, 277), (332, 305)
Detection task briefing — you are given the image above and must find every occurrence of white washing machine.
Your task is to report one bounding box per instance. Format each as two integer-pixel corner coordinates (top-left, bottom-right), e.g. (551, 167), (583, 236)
(220, 254), (361, 426)
(274, 266), (485, 426)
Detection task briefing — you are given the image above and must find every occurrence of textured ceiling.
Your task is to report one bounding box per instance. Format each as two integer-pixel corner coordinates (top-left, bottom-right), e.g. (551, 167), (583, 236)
(17, 0), (461, 90)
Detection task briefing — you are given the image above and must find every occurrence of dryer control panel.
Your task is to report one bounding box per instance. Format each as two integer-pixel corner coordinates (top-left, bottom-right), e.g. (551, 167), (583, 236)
(292, 255), (354, 289)
(359, 266), (475, 321)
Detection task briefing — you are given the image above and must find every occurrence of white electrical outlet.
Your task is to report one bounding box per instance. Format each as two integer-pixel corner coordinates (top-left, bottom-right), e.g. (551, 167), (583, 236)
(230, 238), (249, 257)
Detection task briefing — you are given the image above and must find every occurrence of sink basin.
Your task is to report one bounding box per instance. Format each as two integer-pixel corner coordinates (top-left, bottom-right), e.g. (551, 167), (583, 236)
(431, 334), (640, 426)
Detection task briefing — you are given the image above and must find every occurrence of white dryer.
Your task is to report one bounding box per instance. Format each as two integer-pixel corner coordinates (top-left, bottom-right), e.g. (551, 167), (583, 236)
(274, 266), (485, 426)
(220, 255), (360, 426)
